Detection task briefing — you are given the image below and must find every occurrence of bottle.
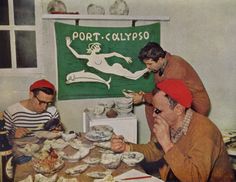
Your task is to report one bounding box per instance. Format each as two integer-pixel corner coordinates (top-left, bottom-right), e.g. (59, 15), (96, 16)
(0, 120), (13, 182)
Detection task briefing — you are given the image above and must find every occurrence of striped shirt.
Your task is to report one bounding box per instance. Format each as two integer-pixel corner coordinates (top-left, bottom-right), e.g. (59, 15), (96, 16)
(3, 102), (59, 137)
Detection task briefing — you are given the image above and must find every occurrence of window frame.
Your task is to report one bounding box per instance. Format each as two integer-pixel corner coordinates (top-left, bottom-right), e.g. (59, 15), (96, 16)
(0, 0), (43, 76)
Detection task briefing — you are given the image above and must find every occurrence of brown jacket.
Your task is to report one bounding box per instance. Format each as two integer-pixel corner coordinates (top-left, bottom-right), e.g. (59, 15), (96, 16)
(130, 112), (234, 182)
(144, 53), (211, 133)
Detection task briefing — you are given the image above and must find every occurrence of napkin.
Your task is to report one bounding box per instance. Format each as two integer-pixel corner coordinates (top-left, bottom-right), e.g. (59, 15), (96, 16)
(114, 169), (164, 182)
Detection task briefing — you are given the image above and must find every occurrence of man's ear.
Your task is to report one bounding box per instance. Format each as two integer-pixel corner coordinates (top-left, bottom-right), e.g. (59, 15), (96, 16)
(29, 91), (34, 99)
(174, 104), (185, 115)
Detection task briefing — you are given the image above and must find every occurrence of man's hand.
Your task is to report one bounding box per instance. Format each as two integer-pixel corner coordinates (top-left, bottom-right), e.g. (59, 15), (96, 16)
(132, 91), (145, 104)
(111, 135), (130, 153)
(15, 128), (30, 138)
(153, 116), (173, 153)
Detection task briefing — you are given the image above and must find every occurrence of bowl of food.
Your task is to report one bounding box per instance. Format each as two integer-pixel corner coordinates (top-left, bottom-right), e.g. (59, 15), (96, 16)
(122, 151), (144, 166)
(115, 98), (133, 108)
(101, 153), (122, 169)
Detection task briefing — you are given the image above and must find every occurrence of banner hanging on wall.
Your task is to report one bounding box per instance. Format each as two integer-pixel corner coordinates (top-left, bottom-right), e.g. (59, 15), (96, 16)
(55, 22), (160, 100)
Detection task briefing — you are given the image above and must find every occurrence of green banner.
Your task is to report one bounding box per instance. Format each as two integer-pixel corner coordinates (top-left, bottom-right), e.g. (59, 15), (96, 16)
(55, 22), (160, 100)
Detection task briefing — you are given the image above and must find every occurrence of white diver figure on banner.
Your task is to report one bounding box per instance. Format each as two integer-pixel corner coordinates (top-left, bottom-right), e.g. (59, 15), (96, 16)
(66, 70), (111, 89)
(65, 36), (148, 80)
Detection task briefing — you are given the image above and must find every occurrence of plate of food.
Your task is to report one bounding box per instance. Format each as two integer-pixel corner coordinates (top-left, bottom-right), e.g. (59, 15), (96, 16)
(86, 171), (111, 179)
(83, 157), (100, 165)
(34, 173), (57, 182)
(14, 136), (40, 146)
(94, 141), (111, 149)
(90, 125), (113, 132)
(85, 130), (112, 142)
(65, 164), (89, 175)
(44, 138), (69, 151)
(61, 147), (90, 162)
(33, 148), (64, 175)
(33, 131), (62, 139)
(101, 153), (122, 169)
(121, 151), (144, 166)
(17, 143), (41, 156)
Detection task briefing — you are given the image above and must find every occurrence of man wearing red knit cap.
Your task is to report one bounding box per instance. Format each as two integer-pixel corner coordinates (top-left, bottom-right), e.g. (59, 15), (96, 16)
(111, 79), (234, 181)
(4, 79), (64, 139)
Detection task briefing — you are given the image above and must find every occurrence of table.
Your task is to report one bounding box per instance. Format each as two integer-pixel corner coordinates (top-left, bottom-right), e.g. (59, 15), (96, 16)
(13, 134), (144, 182)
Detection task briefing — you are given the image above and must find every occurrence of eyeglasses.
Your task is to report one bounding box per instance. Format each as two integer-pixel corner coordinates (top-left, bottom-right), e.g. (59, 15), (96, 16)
(154, 108), (162, 115)
(34, 95), (53, 106)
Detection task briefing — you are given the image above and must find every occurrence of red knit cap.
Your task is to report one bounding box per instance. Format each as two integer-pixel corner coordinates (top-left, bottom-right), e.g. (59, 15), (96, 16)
(156, 79), (192, 108)
(30, 79), (55, 92)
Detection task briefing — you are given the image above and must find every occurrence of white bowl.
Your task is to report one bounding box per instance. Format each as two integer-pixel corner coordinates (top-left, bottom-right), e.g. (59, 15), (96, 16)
(116, 97), (133, 104)
(116, 107), (133, 114)
(101, 153), (122, 169)
(62, 133), (76, 142)
(94, 105), (105, 115)
(122, 151), (144, 166)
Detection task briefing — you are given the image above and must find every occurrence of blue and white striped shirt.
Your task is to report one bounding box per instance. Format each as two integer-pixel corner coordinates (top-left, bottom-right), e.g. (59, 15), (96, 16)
(3, 102), (59, 137)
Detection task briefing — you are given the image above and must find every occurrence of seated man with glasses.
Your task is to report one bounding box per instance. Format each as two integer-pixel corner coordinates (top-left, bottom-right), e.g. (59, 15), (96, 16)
(111, 79), (234, 182)
(3, 79), (64, 139)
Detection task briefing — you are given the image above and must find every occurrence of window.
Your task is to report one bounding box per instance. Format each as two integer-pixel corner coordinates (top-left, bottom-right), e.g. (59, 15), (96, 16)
(0, 0), (37, 72)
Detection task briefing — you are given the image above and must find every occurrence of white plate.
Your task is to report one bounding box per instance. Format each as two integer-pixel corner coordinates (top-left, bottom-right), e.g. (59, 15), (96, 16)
(65, 164), (89, 175)
(33, 158), (64, 175)
(34, 173), (57, 182)
(18, 175), (33, 182)
(94, 141), (111, 149)
(51, 139), (69, 150)
(62, 133), (76, 141)
(14, 136), (39, 146)
(33, 131), (62, 139)
(86, 171), (111, 179)
(62, 147), (90, 162)
(122, 151), (144, 166)
(90, 125), (113, 132)
(83, 157), (101, 165)
(57, 176), (77, 182)
(85, 130), (112, 142)
(17, 143), (40, 156)
(227, 147), (236, 156)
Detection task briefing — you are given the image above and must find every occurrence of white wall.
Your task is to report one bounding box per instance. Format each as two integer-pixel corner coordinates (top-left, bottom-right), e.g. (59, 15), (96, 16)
(1, 0), (236, 143)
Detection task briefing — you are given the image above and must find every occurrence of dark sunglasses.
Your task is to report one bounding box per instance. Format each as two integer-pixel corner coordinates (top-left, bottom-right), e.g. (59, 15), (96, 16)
(154, 108), (162, 115)
(34, 95), (52, 106)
